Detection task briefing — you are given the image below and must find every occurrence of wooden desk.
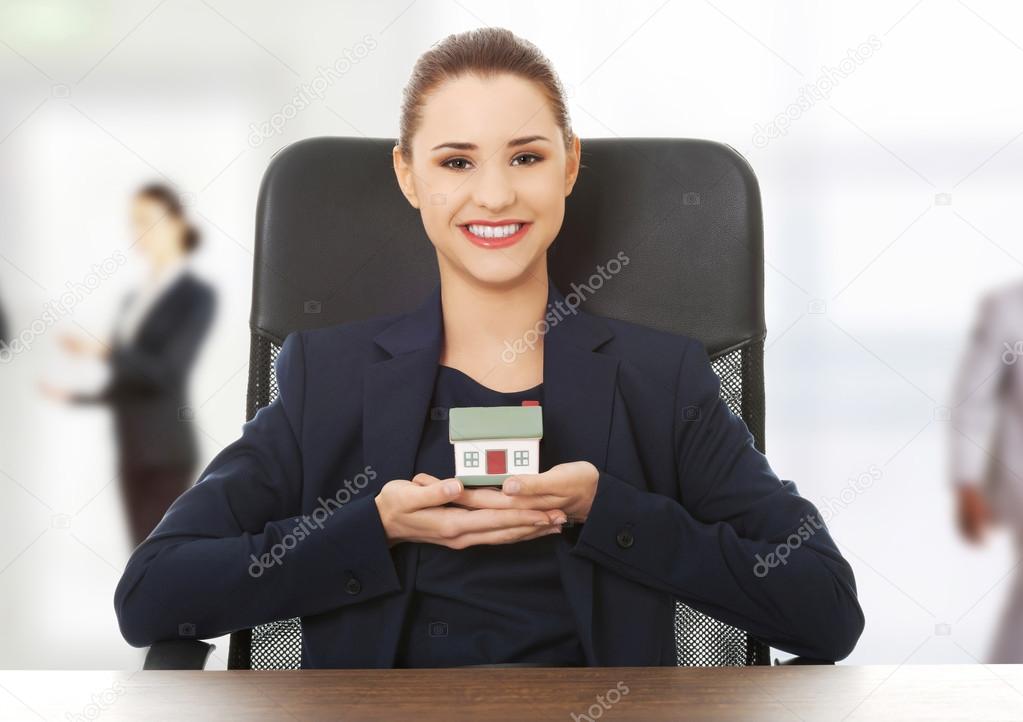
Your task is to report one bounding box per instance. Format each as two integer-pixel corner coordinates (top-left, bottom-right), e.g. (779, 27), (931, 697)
(2, 666), (1021, 721)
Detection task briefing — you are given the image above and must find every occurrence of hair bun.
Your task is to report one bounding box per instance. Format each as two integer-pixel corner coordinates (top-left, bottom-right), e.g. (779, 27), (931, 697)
(184, 224), (201, 252)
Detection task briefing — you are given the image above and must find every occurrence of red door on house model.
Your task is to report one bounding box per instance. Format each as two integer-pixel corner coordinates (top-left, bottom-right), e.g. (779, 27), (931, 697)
(486, 449), (507, 474)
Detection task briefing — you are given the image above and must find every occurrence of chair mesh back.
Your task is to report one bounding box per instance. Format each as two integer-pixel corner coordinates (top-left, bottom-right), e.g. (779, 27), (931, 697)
(227, 333), (771, 669)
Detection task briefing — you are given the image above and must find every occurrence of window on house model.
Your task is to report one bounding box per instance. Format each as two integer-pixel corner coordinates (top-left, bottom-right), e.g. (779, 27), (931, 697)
(513, 450), (529, 466)
(464, 450), (480, 467)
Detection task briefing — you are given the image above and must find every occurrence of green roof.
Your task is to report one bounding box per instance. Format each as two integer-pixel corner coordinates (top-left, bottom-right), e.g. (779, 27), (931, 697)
(449, 406), (543, 442)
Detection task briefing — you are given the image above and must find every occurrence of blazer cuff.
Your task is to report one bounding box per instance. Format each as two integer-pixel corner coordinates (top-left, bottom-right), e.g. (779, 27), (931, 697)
(569, 469), (677, 577)
(319, 493), (402, 603)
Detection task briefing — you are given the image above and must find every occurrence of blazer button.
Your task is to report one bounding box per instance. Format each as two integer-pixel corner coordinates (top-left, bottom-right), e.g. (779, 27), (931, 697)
(345, 576), (362, 595)
(616, 528), (634, 549)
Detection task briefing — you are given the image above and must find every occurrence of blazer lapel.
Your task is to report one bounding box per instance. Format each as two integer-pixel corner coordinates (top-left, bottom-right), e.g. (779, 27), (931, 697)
(363, 302), (443, 494)
(360, 274), (618, 667)
(360, 283), (443, 667)
(121, 272), (191, 349)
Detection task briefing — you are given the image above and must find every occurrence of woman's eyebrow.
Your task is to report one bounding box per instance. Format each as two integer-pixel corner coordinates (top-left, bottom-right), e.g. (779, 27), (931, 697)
(430, 135), (551, 151)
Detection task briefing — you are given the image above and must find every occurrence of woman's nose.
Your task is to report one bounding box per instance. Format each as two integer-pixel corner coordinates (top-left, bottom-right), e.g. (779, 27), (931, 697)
(469, 163), (515, 211)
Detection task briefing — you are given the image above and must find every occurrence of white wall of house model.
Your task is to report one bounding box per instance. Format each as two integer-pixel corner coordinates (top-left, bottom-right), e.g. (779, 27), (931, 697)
(452, 437), (540, 477)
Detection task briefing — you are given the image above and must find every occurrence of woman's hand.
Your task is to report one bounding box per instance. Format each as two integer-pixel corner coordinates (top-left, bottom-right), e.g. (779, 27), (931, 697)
(38, 379), (73, 402)
(58, 332), (110, 359)
(374, 474), (568, 549)
(956, 483), (994, 544)
(418, 461), (599, 524)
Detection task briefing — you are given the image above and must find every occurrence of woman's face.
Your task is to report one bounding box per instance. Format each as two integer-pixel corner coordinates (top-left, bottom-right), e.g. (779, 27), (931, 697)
(394, 72), (581, 287)
(130, 196), (183, 262)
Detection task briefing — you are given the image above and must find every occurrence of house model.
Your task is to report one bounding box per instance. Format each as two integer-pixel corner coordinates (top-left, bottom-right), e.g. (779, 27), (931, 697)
(449, 401), (543, 487)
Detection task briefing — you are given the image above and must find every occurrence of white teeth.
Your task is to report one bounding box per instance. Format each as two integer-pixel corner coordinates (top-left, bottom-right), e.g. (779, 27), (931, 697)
(466, 223), (523, 238)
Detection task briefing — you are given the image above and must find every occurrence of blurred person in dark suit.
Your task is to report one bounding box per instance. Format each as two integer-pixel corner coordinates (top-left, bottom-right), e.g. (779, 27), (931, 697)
(40, 183), (216, 547)
(950, 281), (1023, 662)
(0, 291), (8, 344)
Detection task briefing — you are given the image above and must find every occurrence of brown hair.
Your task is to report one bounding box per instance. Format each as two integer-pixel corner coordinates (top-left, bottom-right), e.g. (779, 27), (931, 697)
(397, 27), (574, 163)
(135, 182), (201, 253)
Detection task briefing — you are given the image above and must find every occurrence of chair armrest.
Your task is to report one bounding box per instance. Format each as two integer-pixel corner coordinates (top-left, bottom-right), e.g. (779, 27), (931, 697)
(143, 639), (216, 670)
(773, 655), (836, 665)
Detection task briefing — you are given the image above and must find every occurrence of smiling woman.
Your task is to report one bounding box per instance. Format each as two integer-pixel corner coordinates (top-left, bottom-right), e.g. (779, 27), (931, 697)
(392, 28), (579, 293)
(389, 27), (583, 400)
(113, 26), (863, 671)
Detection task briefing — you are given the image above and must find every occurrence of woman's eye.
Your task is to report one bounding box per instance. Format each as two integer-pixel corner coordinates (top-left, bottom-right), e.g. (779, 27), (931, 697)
(441, 153), (542, 171)
(442, 157), (473, 171)
(512, 153), (541, 166)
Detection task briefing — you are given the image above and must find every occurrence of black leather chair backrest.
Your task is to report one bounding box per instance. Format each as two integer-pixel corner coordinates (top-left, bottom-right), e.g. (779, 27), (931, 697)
(248, 136), (764, 352)
(229, 136), (769, 670)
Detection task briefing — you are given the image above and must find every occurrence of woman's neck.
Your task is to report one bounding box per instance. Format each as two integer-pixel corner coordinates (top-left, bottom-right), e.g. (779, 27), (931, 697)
(438, 268), (548, 388)
(148, 251), (186, 281)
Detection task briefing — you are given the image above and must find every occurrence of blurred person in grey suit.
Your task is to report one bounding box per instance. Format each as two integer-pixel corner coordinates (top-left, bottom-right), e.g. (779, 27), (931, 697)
(40, 183), (216, 547)
(950, 280), (1023, 662)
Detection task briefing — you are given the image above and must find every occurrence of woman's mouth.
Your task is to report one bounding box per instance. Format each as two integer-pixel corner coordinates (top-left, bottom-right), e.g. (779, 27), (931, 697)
(459, 222), (532, 249)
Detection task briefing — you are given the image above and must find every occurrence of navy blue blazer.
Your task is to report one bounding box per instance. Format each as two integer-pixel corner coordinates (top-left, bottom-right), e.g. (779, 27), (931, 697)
(113, 277), (864, 667)
(70, 271), (216, 470)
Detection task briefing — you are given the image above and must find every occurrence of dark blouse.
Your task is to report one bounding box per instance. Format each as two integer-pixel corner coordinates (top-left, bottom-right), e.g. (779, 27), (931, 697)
(392, 364), (586, 668)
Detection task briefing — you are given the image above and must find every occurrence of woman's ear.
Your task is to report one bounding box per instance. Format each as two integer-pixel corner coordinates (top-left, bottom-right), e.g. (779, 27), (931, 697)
(392, 144), (421, 209)
(565, 135), (582, 197)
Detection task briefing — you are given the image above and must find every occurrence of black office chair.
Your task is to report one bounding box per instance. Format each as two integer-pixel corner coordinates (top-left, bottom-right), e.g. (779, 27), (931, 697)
(143, 136), (827, 670)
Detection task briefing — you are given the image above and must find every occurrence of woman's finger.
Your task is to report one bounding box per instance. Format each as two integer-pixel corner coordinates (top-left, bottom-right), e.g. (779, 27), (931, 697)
(444, 524), (562, 549)
(417, 506), (558, 536)
(457, 487), (563, 511)
(398, 477), (463, 512)
(446, 501), (567, 524)
(410, 472), (446, 486)
(410, 475), (559, 508)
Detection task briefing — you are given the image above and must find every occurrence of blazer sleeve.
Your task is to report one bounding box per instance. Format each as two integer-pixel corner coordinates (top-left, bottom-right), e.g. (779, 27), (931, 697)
(113, 330), (402, 648)
(69, 285), (215, 405)
(567, 338), (865, 661)
(948, 291), (1007, 487)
